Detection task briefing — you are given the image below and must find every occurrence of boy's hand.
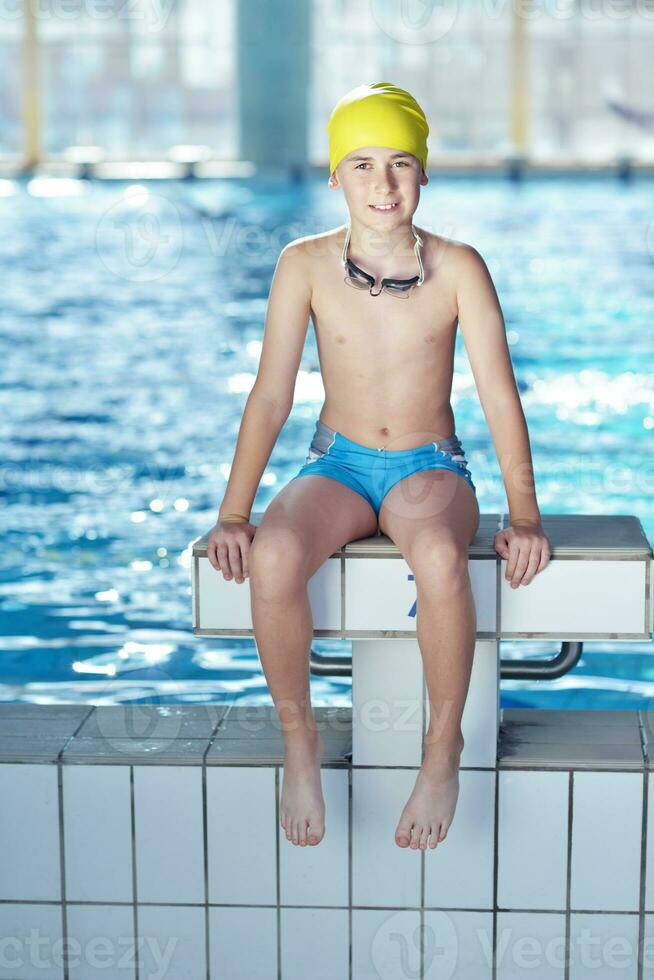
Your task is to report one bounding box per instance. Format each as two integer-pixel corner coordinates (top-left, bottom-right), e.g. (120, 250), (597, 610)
(207, 519), (257, 584)
(493, 520), (551, 588)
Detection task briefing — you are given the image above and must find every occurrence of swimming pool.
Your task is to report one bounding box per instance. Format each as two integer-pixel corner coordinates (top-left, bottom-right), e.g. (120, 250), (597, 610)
(1, 174), (652, 708)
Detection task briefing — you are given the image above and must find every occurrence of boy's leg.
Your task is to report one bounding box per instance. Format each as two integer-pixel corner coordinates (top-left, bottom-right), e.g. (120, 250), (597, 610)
(378, 469), (480, 849)
(250, 471), (377, 739)
(249, 473), (378, 845)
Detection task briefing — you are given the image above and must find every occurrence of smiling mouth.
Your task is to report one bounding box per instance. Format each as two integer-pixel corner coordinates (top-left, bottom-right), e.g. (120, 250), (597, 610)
(369, 202), (399, 212)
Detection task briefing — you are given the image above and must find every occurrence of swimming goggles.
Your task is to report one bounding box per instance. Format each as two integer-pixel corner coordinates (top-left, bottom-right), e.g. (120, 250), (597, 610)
(340, 222), (425, 298)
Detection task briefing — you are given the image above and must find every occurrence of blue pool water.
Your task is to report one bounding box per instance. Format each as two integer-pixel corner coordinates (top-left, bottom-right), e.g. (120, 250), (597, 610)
(1, 174), (653, 708)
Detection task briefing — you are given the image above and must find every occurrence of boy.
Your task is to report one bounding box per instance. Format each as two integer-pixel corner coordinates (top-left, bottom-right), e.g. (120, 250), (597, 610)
(208, 82), (551, 851)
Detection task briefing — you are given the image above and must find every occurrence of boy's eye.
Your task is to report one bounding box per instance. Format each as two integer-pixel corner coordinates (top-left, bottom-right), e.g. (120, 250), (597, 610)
(355, 161), (408, 170)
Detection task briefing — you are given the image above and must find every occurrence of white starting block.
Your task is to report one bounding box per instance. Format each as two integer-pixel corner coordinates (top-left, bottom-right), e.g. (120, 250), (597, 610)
(191, 514), (653, 770)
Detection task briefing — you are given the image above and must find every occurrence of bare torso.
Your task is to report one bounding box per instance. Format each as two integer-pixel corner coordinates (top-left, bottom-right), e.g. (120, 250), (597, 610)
(306, 224), (463, 450)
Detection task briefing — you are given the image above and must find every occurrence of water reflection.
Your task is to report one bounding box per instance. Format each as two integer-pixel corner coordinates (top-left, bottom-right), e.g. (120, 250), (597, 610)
(1, 175), (653, 705)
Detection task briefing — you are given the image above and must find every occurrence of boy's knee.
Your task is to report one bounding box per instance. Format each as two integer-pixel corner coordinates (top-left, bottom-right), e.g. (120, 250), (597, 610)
(410, 531), (469, 579)
(249, 527), (307, 589)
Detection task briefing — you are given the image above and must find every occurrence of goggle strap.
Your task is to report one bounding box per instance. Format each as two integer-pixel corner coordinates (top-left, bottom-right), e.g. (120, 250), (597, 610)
(341, 221), (424, 286)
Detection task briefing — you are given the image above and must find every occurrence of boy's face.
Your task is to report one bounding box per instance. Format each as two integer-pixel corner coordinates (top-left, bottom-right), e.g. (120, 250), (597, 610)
(329, 146), (428, 226)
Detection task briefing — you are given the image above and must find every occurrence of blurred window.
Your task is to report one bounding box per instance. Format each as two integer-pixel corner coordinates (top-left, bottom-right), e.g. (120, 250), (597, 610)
(309, 0), (654, 162)
(35, 0), (237, 158)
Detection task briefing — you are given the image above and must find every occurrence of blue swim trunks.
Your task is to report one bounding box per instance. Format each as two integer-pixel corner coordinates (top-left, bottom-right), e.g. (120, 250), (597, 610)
(289, 418), (476, 515)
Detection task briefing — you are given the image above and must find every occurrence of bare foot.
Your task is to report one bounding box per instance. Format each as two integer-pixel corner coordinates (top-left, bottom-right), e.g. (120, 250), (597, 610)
(280, 731), (325, 846)
(395, 741), (463, 850)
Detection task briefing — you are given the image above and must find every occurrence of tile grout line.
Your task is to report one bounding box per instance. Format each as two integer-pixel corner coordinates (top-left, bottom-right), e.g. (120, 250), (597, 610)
(1, 898), (646, 912)
(349, 761), (353, 980)
(57, 757), (69, 980)
(201, 706), (226, 980)
(202, 756), (210, 980)
(276, 765), (282, 980)
(130, 764), (139, 980)
(55, 705), (93, 980)
(639, 769), (648, 980)
(565, 770), (573, 980)
(492, 764), (499, 980)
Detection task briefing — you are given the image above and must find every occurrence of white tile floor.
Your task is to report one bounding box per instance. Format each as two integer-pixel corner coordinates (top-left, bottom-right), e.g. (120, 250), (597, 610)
(0, 705), (652, 980)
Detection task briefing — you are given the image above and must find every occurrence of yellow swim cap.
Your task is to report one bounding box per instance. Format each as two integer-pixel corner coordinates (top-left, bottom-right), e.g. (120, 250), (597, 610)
(327, 81), (429, 177)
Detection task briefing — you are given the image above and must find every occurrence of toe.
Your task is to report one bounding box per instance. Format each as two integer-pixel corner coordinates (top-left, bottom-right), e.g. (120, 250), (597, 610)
(307, 819), (323, 845)
(395, 819), (413, 847)
(438, 823), (448, 842)
(410, 825), (421, 849)
(418, 825), (430, 849)
(428, 826), (438, 848)
(291, 820), (299, 845)
(298, 820), (307, 846)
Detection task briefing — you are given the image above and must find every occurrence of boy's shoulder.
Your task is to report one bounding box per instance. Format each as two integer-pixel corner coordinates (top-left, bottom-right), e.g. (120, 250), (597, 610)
(420, 228), (480, 262)
(281, 226), (345, 261)
(276, 228), (345, 294)
(416, 229), (486, 291)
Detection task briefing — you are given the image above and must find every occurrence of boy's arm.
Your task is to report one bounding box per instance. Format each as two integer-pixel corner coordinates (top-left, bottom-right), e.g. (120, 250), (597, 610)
(455, 244), (542, 528)
(218, 241), (312, 522)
